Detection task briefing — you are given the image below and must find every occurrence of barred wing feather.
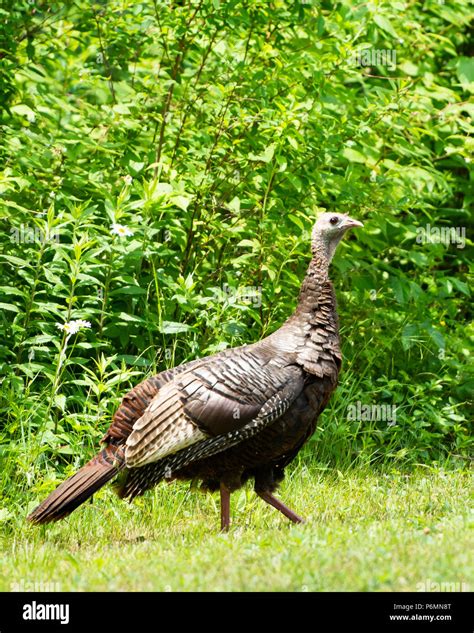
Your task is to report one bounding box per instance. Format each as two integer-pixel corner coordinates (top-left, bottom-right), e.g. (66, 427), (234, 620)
(125, 352), (304, 470)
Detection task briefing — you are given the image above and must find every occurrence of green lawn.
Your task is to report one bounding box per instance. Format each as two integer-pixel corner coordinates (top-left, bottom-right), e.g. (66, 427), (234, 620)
(1, 464), (472, 592)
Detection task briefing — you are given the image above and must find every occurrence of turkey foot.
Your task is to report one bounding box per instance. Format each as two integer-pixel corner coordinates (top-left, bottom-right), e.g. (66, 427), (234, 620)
(256, 491), (305, 524)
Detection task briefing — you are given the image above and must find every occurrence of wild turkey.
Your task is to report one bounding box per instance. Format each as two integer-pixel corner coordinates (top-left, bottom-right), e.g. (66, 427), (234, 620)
(28, 213), (363, 530)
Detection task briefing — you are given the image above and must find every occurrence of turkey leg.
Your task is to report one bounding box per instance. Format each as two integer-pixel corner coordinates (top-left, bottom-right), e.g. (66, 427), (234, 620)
(256, 490), (304, 524)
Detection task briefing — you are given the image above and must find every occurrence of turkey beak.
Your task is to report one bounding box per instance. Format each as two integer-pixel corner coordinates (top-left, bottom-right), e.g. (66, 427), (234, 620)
(342, 217), (364, 230)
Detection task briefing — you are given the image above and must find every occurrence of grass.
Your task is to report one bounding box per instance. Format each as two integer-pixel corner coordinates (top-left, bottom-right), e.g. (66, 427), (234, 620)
(1, 460), (472, 592)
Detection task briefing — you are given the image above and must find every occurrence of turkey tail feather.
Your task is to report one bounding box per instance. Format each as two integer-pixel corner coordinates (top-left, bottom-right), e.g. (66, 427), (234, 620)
(27, 445), (125, 524)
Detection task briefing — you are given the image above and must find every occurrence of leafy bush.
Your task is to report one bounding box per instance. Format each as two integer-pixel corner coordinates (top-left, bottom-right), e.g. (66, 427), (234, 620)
(0, 0), (472, 506)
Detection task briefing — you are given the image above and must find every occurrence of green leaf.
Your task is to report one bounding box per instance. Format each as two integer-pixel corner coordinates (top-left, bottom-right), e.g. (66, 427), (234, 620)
(237, 238), (259, 249)
(342, 148), (366, 164)
(0, 286), (25, 297)
(172, 195), (192, 211)
(22, 334), (55, 345)
(54, 394), (67, 412)
(429, 329), (445, 350)
(288, 214), (305, 231)
(228, 196), (240, 213)
(0, 255), (33, 268)
(109, 286), (147, 296)
(248, 143), (275, 162)
(450, 278), (470, 296)
(373, 14), (398, 38)
(456, 57), (474, 92)
(0, 302), (20, 313)
(117, 312), (146, 323)
(10, 104), (36, 121)
(115, 354), (152, 367)
(129, 161), (145, 173)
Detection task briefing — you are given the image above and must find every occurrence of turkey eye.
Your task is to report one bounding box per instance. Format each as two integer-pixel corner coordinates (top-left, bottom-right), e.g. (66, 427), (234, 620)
(329, 216), (339, 225)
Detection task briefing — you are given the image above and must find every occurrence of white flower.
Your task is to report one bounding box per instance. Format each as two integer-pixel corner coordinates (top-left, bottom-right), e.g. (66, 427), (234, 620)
(56, 320), (91, 335)
(111, 223), (134, 238)
(124, 175), (133, 185)
(370, 170), (377, 182)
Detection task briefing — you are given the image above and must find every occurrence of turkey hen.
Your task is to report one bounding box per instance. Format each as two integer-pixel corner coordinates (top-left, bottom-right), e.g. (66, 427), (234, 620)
(28, 213), (363, 530)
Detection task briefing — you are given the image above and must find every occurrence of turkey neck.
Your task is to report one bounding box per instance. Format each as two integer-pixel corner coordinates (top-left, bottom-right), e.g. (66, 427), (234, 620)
(259, 242), (340, 374)
(290, 250), (340, 376)
(271, 247), (341, 373)
(294, 253), (331, 316)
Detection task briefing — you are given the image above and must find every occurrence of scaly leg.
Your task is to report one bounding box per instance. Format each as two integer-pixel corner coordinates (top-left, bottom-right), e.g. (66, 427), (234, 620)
(256, 490), (304, 524)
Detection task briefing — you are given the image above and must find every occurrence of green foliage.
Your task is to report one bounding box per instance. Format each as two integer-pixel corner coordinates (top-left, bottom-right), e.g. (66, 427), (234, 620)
(0, 0), (472, 507)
